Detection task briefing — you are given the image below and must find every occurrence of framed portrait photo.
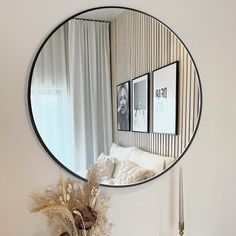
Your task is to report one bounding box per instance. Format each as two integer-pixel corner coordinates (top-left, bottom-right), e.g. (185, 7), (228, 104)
(117, 81), (130, 131)
(132, 74), (149, 133)
(153, 61), (178, 134)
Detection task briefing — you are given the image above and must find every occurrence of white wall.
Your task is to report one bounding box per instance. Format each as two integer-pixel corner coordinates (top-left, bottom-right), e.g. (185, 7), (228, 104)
(1, 0), (236, 235)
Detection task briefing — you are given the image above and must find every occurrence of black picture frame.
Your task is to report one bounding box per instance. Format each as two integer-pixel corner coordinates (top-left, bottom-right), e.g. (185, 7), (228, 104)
(152, 61), (179, 134)
(132, 73), (149, 133)
(117, 81), (130, 131)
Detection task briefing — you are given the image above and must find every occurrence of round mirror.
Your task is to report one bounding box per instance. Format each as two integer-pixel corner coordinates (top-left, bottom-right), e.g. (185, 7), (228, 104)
(28, 6), (202, 187)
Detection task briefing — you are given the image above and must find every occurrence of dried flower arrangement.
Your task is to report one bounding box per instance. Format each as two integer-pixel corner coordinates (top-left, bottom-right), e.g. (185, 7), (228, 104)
(29, 165), (112, 236)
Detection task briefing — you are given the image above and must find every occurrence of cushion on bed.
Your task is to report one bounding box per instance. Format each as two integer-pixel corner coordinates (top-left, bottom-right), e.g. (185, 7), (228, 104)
(100, 176), (115, 185)
(128, 148), (165, 174)
(109, 143), (136, 161)
(109, 143), (174, 179)
(113, 160), (155, 185)
(96, 153), (117, 178)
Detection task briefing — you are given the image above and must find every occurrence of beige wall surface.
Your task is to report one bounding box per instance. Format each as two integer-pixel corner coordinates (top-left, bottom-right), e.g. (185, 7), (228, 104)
(0, 0), (236, 236)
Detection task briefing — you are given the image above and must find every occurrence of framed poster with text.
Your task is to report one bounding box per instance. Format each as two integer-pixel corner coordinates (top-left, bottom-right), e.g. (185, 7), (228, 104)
(153, 61), (178, 134)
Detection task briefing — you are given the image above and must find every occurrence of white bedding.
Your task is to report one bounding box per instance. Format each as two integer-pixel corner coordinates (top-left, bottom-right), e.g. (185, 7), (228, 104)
(82, 143), (175, 185)
(104, 143), (175, 184)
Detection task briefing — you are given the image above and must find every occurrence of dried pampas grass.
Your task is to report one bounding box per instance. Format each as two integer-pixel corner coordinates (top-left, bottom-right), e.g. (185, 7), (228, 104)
(29, 165), (112, 236)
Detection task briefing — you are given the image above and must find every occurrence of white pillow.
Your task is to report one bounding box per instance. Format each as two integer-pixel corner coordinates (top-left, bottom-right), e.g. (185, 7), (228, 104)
(113, 160), (155, 185)
(128, 148), (165, 174)
(96, 153), (117, 178)
(164, 156), (175, 169)
(109, 143), (136, 161)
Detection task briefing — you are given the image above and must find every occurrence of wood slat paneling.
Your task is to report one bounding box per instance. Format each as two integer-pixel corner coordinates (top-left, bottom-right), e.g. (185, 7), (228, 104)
(111, 10), (201, 158)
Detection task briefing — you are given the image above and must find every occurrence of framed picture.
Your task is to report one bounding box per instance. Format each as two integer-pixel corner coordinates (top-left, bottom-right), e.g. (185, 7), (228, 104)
(117, 81), (130, 131)
(153, 61), (178, 134)
(132, 74), (149, 133)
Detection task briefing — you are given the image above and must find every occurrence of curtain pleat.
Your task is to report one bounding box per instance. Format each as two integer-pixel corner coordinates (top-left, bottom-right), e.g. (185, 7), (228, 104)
(31, 19), (112, 173)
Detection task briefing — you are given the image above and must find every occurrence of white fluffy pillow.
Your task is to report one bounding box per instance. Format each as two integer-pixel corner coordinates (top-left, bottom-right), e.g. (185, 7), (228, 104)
(113, 160), (155, 185)
(128, 148), (165, 174)
(96, 153), (117, 178)
(109, 143), (136, 161)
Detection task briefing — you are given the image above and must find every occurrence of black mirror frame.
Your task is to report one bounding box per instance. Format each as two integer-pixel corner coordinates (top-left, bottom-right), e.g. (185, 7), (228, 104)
(27, 5), (203, 188)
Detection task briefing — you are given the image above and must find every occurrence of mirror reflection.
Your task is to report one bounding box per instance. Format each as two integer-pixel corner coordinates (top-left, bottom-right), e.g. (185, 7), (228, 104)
(30, 7), (201, 186)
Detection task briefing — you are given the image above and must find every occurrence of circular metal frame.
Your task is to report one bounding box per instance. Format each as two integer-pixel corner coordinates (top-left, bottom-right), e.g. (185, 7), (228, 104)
(27, 5), (203, 188)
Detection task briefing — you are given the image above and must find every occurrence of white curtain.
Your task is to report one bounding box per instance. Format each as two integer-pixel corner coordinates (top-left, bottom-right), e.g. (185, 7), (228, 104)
(31, 26), (75, 171)
(66, 19), (112, 170)
(31, 19), (112, 172)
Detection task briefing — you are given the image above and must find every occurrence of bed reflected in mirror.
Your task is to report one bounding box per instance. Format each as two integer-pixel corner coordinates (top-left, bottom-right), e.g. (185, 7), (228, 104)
(29, 7), (202, 186)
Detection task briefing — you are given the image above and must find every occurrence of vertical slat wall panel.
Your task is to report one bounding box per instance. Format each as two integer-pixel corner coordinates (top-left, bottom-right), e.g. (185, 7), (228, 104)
(111, 10), (201, 158)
